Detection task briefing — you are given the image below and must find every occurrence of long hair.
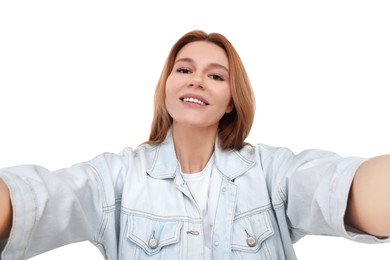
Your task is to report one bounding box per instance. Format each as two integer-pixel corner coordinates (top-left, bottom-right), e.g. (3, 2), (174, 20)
(147, 30), (255, 150)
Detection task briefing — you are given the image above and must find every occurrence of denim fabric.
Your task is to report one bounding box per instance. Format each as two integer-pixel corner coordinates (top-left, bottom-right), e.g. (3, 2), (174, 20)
(0, 133), (387, 259)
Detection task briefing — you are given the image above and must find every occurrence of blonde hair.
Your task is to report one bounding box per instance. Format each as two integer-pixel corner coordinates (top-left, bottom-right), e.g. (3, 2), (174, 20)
(147, 30), (255, 150)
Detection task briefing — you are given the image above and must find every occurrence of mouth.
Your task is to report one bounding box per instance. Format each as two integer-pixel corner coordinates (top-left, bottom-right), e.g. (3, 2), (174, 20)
(180, 95), (209, 106)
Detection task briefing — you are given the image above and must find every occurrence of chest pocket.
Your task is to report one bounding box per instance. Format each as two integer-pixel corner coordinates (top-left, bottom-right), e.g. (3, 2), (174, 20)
(126, 215), (183, 259)
(231, 210), (274, 260)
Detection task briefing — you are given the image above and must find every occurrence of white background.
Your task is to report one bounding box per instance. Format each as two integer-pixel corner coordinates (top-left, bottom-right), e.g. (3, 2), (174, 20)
(0, 0), (389, 259)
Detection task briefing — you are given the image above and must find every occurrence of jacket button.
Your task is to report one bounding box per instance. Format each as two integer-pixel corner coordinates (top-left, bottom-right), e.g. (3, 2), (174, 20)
(246, 236), (257, 247)
(149, 238), (158, 249)
(245, 229), (257, 247)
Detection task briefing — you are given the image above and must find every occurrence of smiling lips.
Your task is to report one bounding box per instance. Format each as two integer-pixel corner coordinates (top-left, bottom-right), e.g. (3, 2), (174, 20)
(180, 95), (209, 106)
(182, 97), (207, 106)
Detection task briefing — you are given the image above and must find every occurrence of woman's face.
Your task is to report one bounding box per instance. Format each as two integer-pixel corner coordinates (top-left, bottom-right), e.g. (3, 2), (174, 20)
(165, 41), (233, 129)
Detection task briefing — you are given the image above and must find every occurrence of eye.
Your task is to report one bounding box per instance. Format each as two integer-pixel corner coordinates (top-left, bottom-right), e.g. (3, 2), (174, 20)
(209, 74), (224, 81)
(176, 68), (191, 74)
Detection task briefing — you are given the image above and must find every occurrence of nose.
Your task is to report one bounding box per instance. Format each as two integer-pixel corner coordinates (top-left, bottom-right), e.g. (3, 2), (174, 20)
(188, 74), (205, 89)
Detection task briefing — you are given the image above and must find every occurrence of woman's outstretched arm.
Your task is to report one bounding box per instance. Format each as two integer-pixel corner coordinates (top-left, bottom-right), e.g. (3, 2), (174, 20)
(0, 178), (12, 240)
(346, 155), (390, 237)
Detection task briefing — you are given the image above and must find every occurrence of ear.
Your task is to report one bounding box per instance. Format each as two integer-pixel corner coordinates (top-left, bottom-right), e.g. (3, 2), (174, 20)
(225, 100), (234, 113)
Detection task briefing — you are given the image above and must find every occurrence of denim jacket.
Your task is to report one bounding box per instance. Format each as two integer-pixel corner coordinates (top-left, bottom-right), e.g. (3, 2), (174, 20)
(0, 133), (387, 259)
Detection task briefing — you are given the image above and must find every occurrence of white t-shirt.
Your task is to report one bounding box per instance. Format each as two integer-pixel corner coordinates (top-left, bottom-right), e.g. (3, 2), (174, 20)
(180, 154), (218, 260)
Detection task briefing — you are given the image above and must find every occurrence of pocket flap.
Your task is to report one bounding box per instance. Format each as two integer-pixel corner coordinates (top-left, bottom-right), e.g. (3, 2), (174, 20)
(127, 215), (183, 255)
(231, 210), (274, 252)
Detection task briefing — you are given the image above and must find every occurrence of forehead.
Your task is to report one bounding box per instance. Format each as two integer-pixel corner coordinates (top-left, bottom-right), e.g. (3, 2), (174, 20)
(175, 41), (229, 68)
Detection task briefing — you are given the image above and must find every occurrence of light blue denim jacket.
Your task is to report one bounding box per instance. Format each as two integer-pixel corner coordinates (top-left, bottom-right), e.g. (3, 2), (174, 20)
(0, 133), (387, 259)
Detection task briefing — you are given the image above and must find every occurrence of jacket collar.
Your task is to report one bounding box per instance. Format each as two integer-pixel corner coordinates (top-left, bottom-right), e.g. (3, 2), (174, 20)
(146, 131), (255, 180)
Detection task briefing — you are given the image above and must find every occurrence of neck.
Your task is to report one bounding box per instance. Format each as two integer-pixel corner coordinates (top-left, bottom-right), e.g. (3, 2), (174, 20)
(172, 123), (217, 173)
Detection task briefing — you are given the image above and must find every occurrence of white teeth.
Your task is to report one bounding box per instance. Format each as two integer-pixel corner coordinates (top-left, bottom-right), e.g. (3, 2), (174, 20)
(182, 97), (206, 106)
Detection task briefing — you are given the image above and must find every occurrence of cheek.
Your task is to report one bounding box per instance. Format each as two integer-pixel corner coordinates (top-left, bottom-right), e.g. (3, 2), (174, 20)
(165, 77), (171, 94)
(165, 77), (177, 114)
(165, 78), (173, 100)
(221, 89), (232, 106)
(222, 90), (233, 112)
(165, 76), (178, 98)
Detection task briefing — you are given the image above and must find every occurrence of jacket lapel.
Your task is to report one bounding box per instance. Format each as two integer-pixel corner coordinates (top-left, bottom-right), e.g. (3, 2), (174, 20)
(214, 139), (255, 180)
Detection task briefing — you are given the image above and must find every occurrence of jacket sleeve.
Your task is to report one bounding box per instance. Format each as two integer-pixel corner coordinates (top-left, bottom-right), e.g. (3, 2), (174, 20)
(0, 147), (131, 259)
(257, 144), (390, 244)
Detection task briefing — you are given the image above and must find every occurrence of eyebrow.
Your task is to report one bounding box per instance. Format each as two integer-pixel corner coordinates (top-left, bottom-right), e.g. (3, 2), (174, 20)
(175, 57), (229, 73)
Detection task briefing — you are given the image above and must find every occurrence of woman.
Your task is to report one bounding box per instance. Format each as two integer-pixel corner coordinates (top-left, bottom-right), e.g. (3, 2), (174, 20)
(0, 30), (389, 259)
